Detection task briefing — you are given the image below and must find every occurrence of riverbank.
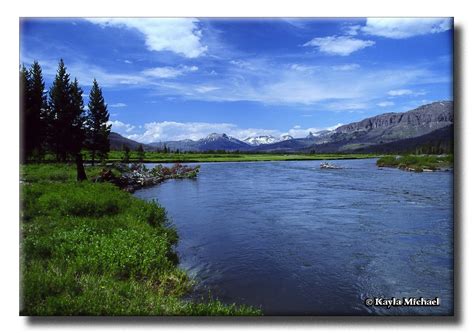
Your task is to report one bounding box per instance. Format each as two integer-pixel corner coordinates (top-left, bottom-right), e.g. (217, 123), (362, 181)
(90, 152), (379, 163)
(376, 155), (453, 172)
(95, 163), (200, 193)
(20, 164), (260, 315)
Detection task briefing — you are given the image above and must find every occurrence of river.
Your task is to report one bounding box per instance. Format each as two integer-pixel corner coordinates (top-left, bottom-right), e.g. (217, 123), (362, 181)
(134, 159), (453, 315)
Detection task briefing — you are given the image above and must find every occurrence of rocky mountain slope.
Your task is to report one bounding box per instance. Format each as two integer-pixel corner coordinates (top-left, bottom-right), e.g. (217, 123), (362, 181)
(110, 101), (453, 154)
(253, 101), (453, 153)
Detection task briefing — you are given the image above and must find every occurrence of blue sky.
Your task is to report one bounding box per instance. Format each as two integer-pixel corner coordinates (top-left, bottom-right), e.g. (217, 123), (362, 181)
(20, 18), (453, 142)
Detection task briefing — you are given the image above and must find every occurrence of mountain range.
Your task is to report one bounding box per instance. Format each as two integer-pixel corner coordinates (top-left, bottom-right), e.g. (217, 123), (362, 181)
(243, 135), (293, 146)
(110, 101), (454, 154)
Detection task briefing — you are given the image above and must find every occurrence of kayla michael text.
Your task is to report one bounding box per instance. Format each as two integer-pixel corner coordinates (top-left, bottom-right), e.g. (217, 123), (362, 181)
(365, 297), (440, 308)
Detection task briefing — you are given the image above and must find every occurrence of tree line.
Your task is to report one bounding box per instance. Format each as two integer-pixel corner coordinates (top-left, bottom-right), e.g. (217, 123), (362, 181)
(20, 59), (111, 179)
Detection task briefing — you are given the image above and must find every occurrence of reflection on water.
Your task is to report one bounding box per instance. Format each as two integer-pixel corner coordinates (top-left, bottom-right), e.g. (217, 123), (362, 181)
(135, 159), (453, 315)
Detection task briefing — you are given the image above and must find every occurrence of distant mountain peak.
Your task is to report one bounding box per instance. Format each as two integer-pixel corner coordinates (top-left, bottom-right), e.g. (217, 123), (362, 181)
(113, 101), (453, 154)
(243, 135), (281, 146)
(307, 130), (331, 138)
(206, 133), (227, 139)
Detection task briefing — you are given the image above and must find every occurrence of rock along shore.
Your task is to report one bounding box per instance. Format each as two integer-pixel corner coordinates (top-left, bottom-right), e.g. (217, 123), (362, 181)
(94, 162), (200, 192)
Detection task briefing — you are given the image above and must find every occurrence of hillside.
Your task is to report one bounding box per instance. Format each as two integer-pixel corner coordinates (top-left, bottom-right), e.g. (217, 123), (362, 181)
(110, 101), (454, 154)
(254, 101), (453, 153)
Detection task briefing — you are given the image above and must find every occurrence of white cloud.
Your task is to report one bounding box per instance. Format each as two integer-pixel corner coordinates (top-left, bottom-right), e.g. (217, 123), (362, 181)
(127, 121), (280, 142)
(86, 18), (207, 58)
(388, 89), (413, 96)
(108, 120), (135, 133)
(122, 121), (343, 143)
(377, 101), (395, 107)
(147, 62), (442, 106)
(290, 64), (320, 73)
(331, 64), (360, 71)
(362, 18), (452, 39)
(194, 85), (219, 93)
(342, 24), (361, 36)
(327, 101), (368, 111)
(303, 36), (375, 56)
(387, 89), (425, 97)
(142, 65), (198, 78)
(22, 53), (445, 108)
(124, 60), (132, 64)
(109, 103), (127, 108)
(326, 123), (344, 131)
(283, 124), (343, 138)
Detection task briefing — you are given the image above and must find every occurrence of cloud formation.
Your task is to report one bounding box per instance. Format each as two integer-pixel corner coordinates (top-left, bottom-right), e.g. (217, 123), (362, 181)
(388, 89), (413, 96)
(377, 101), (395, 107)
(86, 18), (207, 58)
(142, 65), (198, 78)
(304, 36), (375, 56)
(108, 120), (135, 133)
(113, 120), (341, 143)
(331, 64), (360, 71)
(362, 18), (452, 39)
(109, 102), (127, 108)
(387, 89), (425, 97)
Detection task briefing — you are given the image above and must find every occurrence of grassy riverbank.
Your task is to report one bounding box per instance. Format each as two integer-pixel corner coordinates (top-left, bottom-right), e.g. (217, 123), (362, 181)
(376, 154), (453, 172)
(20, 164), (260, 315)
(91, 151), (378, 163)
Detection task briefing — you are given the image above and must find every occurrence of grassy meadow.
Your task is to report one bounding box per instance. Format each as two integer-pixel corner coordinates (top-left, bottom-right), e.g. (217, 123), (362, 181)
(88, 151), (379, 163)
(20, 164), (260, 315)
(376, 154), (453, 171)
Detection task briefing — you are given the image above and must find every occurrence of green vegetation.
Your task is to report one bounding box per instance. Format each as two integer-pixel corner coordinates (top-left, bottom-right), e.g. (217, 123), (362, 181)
(85, 79), (111, 165)
(99, 151), (378, 163)
(21, 164), (260, 315)
(376, 154), (453, 172)
(21, 60), (111, 180)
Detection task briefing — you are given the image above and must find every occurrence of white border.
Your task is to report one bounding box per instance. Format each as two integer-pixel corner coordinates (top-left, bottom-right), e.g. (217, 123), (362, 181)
(2, 0), (472, 332)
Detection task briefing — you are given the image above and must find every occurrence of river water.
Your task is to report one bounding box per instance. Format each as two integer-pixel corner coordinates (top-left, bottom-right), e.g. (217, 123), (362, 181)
(134, 159), (453, 315)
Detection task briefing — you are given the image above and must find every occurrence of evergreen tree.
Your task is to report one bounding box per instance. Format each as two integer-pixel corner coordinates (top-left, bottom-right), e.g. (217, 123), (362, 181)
(48, 60), (86, 160)
(29, 62), (48, 157)
(48, 59), (72, 161)
(68, 78), (86, 155)
(137, 144), (145, 162)
(20, 62), (47, 162)
(86, 79), (111, 165)
(122, 145), (130, 163)
(20, 65), (32, 163)
(48, 60), (87, 180)
(69, 78), (88, 181)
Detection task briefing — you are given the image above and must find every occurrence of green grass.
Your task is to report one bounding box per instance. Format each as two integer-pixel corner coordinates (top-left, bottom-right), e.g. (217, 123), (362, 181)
(376, 154), (453, 171)
(20, 164), (261, 315)
(99, 151), (378, 163)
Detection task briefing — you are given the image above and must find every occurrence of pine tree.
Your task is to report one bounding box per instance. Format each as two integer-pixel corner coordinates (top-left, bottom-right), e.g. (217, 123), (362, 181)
(69, 78), (88, 181)
(137, 144), (145, 162)
(20, 62), (47, 162)
(48, 60), (86, 160)
(48, 60), (87, 180)
(20, 65), (32, 163)
(29, 62), (48, 158)
(86, 79), (111, 165)
(122, 145), (130, 163)
(48, 59), (72, 161)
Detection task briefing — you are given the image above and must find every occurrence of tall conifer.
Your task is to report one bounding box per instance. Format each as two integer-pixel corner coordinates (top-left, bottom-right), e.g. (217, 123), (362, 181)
(86, 79), (111, 165)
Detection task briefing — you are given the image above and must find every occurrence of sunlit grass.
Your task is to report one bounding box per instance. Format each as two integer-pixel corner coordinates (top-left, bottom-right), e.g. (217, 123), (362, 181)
(20, 164), (261, 315)
(376, 154), (453, 171)
(102, 151), (378, 163)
